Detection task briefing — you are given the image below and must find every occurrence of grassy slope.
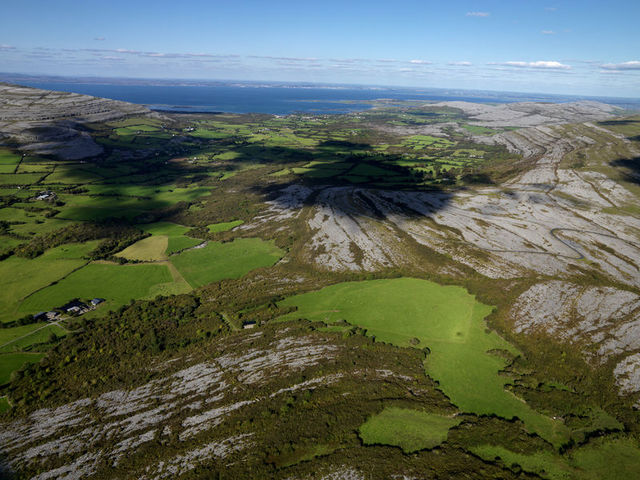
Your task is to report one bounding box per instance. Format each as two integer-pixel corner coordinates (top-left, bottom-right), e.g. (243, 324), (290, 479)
(472, 437), (640, 480)
(359, 407), (462, 452)
(0, 324), (67, 354)
(0, 241), (102, 323)
(116, 235), (168, 261)
(279, 278), (568, 446)
(208, 220), (244, 233)
(19, 263), (174, 314)
(140, 221), (202, 254)
(171, 238), (284, 289)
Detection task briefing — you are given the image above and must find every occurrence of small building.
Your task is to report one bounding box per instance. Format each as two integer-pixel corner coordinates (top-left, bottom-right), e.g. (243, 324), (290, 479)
(45, 311), (59, 320)
(91, 298), (105, 306)
(242, 321), (257, 329)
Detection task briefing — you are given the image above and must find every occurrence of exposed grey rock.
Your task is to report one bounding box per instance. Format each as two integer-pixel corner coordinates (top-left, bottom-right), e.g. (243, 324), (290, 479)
(0, 82), (152, 160)
(511, 281), (640, 398)
(431, 100), (617, 127)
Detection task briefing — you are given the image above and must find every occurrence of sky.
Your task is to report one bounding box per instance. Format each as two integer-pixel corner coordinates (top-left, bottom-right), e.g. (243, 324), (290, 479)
(1, 0), (639, 97)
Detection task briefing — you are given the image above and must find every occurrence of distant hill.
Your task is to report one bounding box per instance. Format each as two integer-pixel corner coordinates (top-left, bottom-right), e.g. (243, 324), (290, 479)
(0, 83), (154, 160)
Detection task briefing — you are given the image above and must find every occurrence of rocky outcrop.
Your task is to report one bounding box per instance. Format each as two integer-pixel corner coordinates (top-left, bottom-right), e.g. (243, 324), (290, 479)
(0, 82), (152, 160)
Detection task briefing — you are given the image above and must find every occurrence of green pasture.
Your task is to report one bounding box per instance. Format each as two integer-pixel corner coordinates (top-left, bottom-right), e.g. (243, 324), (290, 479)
(171, 238), (284, 288)
(139, 221), (202, 254)
(0, 353), (44, 385)
(461, 124), (497, 136)
(0, 324), (67, 354)
(278, 278), (568, 446)
(208, 220), (244, 233)
(17, 163), (53, 174)
(0, 241), (101, 323)
(116, 235), (168, 261)
(19, 262), (174, 315)
(0, 173), (44, 186)
(57, 186), (211, 221)
(471, 437), (640, 480)
(0, 236), (23, 252)
(0, 149), (21, 165)
(167, 236), (202, 254)
(0, 323), (49, 346)
(0, 207), (46, 223)
(359, 407), (462, 452)
(402, 135), (454, 149)
(45, 165), (104, 184)
(8, 217), (73, 237)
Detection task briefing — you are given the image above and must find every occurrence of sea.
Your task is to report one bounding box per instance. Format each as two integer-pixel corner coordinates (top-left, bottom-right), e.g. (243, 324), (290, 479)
(9, 78), (640, 115)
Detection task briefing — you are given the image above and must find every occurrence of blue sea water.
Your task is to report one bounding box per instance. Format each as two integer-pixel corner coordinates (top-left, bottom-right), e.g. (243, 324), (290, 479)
(13, 80), (640, 115)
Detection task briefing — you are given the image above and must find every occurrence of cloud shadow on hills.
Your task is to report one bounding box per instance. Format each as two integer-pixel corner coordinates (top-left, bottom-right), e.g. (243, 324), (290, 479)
(235, 139), (472, 220)
(610, 156), (640, 185)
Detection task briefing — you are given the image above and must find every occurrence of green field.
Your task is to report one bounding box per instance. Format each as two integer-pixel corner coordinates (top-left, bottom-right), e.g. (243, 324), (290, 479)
(208, 220), (244, 233)
(0, 323), (50, 346)
(0, 242), (103, 323)
(116, 235), (168, 261)
(0, 324), (67, 354)
(359, 407), (462, 452)
(171, 238), (284, 288)
(19, 263), (174, 315)
(0, 353), (44, 385)
(278, 278), (568, 445)
(139, 221), (202, 254)
(472, 437), (640, 480)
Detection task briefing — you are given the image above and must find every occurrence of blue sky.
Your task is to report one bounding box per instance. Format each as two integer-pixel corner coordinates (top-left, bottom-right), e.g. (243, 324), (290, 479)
(1, 0), (639, 97)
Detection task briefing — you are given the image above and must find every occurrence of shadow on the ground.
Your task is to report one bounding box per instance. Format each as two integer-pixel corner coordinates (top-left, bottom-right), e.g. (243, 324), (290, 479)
(610, 157), (640, 185)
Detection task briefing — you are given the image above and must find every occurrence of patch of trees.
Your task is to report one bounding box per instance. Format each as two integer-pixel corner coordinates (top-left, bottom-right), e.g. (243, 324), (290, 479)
(3, 294), (228, 413)
(13, 223), (149, 259)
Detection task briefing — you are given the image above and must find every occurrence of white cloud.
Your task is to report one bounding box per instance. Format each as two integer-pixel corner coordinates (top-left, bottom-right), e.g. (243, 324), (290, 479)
(545, 6), (558, 11)
(94, 37), (106, 41)
(493, 60), (571, 70)
(409, 59), (431, 64)
(115, 48), (140, 54)
(448, 61), (472, 66)
(466, 11), (490, 17)
(541, 30), (556, 35)
(600, 60), (640, 71)
(0, 44), (15, 50)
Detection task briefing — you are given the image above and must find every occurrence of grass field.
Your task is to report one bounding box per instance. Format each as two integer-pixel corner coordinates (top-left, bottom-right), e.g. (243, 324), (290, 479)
(208, 220), (244, 233)
(0, 353), (44, 385)
(278, 278), (568, 446)
(0, 323), (50, 346)
(116, 236), (168, 261)
(139, 221), (202, 254)
(0, 241), (102, 323)
(171, 238), (284, 288)
(19, 263), (174, 315)
(0, 324), (67, 354)
(471, 437), (640, 480)
(359, 407), (462, 452)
